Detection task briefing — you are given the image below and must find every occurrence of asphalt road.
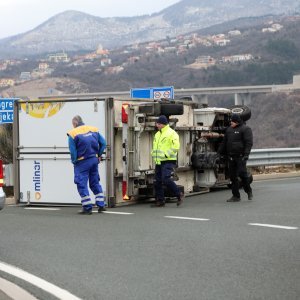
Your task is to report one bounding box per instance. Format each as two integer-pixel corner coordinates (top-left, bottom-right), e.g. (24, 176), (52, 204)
(0, 177), (299, 300)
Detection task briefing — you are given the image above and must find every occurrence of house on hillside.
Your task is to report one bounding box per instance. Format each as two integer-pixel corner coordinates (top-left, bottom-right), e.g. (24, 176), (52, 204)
(262, 23), (283, 33)
(104, 66), (124, 75)
(48, 52), (70, 63)
(19, 72), (31, 81)
(38, 63), (49, 70)
(100, 58), (112, 67)
(214, 38), (230, 46)
(96, 44), (110, 56)
(222, 54), (254, 63)
(187, 55), (216, 69)
(228, 30), (241, 36)
(0, 78), (15, 87)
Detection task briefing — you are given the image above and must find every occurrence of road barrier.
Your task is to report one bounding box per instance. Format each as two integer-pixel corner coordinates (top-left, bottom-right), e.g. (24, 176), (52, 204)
(248, 148), (300, 167)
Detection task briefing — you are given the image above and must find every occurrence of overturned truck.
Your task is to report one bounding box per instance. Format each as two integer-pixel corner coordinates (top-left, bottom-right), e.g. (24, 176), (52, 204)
(13, 97), (251, 207)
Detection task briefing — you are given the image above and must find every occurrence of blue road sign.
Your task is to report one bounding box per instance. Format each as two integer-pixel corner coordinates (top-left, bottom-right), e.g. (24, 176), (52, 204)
(130, 86), (174, 100)
(0, 98), (17, 124)
(0, 99), (14, 111)
(0, 111), (14, 124)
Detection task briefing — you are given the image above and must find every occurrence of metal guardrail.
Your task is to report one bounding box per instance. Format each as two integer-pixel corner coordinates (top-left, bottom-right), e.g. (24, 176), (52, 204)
(248, 148), (300, 167)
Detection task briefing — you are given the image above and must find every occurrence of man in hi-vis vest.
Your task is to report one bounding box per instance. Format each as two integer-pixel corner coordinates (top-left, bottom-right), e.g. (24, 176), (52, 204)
(67, 115), (106, 215)
(151, 115), (184, 207)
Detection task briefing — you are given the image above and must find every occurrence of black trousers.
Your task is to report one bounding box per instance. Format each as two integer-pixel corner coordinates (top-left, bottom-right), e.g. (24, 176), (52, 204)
(154, 162), (180, 203)
(228, 157), (252, 198)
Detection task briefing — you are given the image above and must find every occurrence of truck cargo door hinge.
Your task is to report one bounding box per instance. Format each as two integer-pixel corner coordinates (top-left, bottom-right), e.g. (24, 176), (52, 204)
(94, 99), (98, 112)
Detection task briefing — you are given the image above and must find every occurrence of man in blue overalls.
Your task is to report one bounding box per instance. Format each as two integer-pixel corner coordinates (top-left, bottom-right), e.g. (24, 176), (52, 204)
(67, 115), (106, 215)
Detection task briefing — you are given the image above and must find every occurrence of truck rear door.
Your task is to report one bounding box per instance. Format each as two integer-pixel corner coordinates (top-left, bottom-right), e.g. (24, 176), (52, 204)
(14, 98), (107, 205)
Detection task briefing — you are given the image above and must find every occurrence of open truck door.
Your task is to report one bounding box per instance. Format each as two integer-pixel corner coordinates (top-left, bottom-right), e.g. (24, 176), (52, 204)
(13, 98), (110, 205)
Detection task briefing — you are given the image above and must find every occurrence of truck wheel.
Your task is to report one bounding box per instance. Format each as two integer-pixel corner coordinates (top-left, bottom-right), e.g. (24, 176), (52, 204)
(230, 105), (251, 122)
(160, 103), (184, 116)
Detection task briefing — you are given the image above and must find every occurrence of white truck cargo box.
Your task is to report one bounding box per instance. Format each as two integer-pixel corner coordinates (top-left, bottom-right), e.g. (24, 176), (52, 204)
(14, 96), (247, 206)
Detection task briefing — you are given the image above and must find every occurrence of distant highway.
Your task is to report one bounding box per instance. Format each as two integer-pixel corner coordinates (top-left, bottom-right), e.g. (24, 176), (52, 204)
(0, 177), (299, 300)
(40, 74), (300, 104)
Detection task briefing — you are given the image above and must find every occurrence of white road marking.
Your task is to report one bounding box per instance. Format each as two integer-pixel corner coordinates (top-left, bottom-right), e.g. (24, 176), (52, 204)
(165, 216), (210, 221)
(248, 223), (298, 230)
(24, 208), (60, 211)
(0, 261), (82, 300)
(0, 277), (38, 300)
(94, 211), (134, 215)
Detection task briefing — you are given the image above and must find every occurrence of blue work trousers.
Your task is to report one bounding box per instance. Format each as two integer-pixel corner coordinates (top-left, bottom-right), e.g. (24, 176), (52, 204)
(154, 162), (180, 203)
(74, 157), (105, 211)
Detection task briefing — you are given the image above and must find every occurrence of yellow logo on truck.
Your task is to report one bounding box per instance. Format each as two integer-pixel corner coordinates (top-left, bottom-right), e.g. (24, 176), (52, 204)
(21, 101), (65, 118)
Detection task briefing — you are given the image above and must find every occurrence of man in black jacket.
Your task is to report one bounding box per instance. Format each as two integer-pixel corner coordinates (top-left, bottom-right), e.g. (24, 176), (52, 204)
(218, 114), (253, 202)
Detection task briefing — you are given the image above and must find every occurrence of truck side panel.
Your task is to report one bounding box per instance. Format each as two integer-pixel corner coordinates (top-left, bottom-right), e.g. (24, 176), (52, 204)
(15, 99), (107, 204)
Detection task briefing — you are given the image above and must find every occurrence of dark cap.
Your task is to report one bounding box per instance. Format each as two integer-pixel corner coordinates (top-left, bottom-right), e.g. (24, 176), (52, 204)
(231, 114), (242, 124)
(157, 115), (168, 125)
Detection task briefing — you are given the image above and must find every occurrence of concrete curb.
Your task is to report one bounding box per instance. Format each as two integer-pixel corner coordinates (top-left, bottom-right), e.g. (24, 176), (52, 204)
(0, 277), (37, 300)
(253, 171), (300, 181)
(5, 197), (15, 205)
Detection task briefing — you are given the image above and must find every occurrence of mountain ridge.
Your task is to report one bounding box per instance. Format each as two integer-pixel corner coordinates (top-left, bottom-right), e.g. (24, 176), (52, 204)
(0, 0), (299, 58)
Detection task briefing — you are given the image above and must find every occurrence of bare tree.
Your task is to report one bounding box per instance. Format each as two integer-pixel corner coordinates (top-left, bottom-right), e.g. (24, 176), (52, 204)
(0, 124), (13, 163)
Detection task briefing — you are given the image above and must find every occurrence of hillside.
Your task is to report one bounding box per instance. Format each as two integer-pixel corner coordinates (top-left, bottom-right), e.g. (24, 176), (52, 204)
(0, 0), (299, 58)
(1, 15), (300, 149)
(48, 15), (300, 90)
(209, 93), (300, 149)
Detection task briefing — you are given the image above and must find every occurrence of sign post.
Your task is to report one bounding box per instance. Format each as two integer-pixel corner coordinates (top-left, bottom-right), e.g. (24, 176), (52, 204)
(0, 98), (16, 124)
(130, 86), (174, 100)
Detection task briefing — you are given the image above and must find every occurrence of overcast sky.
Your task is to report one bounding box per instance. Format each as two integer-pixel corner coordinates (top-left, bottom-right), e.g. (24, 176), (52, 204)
(0, 0), (180, 39)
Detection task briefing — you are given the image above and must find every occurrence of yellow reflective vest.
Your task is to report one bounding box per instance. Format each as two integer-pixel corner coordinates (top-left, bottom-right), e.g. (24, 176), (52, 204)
(151, 124), (180, 165)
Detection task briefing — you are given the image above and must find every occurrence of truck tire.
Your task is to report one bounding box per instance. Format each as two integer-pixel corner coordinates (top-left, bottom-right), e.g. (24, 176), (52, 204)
(160, 103), (184, 116)
(230, 105), (251, 122)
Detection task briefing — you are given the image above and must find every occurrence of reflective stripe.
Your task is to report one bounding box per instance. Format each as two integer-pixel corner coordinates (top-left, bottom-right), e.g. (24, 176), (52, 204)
(166, 150), (173, 156)
(81, 195), (90, 201)
(82, 199), (93, 206)
(96, 200), (105, 207)
(152, 150), (164, 155)
(95, 193), (104, 199)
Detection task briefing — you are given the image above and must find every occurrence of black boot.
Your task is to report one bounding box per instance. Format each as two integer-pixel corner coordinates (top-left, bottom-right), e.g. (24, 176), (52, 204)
(247, 191), (253, 200)
(226, 196), (241, 202)
(78, 209), (92, 215)
(151, 200), (165, 207)
(98, 206), (107, 213)
(177, 192), (184, 206)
